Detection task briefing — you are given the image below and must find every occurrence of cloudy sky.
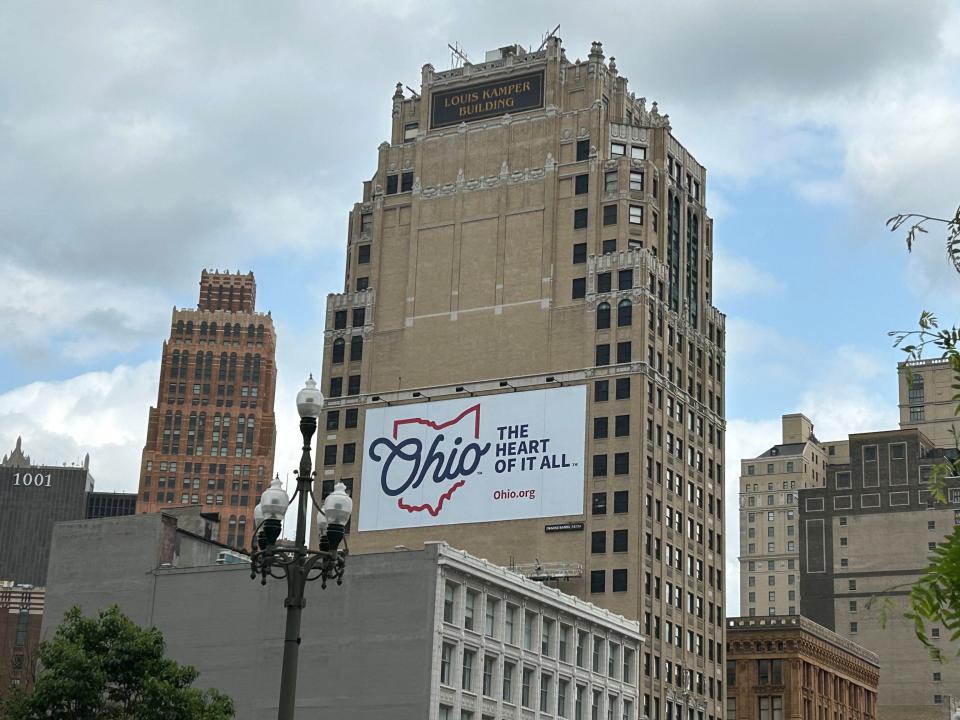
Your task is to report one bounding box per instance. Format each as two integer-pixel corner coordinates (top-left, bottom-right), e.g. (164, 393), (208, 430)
(2, 1), (959, 610)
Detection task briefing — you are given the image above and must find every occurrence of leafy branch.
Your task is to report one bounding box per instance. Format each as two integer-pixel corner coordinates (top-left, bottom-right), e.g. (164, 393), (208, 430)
(889, 208), (960, 659)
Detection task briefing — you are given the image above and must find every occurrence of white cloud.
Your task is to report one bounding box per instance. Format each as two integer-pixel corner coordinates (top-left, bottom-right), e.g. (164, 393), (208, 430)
(712, 251), (784, 302)
(0, 361), (159, 492)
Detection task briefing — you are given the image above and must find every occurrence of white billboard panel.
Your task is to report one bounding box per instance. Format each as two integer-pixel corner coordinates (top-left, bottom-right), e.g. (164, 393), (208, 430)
(358, 385), (586, 531)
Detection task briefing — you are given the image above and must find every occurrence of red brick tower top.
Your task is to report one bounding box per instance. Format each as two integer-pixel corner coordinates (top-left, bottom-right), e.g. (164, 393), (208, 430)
(136, 270), (278, 549)
(198, 270), (257, 313)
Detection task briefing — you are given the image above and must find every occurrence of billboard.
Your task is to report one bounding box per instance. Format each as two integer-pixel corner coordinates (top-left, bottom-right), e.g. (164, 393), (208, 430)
(358, 385), (586, 531)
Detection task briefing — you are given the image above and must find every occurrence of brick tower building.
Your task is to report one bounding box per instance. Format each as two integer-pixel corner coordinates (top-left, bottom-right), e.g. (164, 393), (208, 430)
(137, 270), (277, 548)
(317, 37), (726, 720)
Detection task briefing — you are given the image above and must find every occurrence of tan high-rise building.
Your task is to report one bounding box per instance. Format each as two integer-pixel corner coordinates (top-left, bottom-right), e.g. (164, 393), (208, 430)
(137, 270), (277, 548)
(899, 358), (959, 449)
(738, 414), (836, 617)
(316, 37), (726, 720)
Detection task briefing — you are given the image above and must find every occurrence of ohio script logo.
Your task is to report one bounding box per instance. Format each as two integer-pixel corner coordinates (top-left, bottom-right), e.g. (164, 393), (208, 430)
(367, 405), (492, 516)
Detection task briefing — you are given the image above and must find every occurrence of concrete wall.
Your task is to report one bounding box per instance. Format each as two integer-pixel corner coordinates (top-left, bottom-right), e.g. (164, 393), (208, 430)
(42, 515), (437, 720)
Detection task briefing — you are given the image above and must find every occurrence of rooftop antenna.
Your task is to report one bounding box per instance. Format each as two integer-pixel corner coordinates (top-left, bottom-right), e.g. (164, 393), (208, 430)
(405, 85), (420, 100)
(538, 23), (560, 52)
(448, 41), (470, 69)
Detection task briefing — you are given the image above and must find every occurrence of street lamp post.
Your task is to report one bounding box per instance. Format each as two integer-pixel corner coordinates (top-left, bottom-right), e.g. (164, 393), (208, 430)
(250, 374), (353, 720)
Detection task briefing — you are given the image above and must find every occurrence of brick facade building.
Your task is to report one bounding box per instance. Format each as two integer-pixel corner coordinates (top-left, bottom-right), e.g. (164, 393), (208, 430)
(136, 270), (277, 547)
(726, 615), (879, 720)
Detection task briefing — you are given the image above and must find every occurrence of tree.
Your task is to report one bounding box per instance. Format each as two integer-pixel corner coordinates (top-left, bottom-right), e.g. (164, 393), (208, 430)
(888, 205), (960, 658)
(1, 606), (234, 720)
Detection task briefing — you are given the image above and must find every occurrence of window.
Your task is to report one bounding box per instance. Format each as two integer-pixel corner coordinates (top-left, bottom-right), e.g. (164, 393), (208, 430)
(629, 205), (643, 225)
(603, 204), (618, 226)
(629, 171), (644, 191)
(591, 570), (605, 593)
(604, 171), (618, 193)
(596, 344), (611, 365)
(357, 244), (371, 264)
(613, 490), (628, 513)
(597, 303), (611, 330)
(617, 341), (631, 363)
(612, 569), (628, 592)
(613, 529), (628, 552)
(401, 171), (413, 192)
(522, 667), (534, 708)
(574, 208), (588, 229)
(503, 661), (515, 702)
(611, 142), (626, 157)
(602, 238), (617, 254)
(403, 122), (418, 141)
(483, 655), (495, 696)
(524, 611), (537, 650)
(617, 299), (633, 326)
(464, 589), (477, 631)
(595, 380), (609, 402)
(443, 583), (457, 623)
(485, 597), (497, 636)
(615, 378), (630, 399)
(441, 643), (454, 685)
(540, 672), (551, 712)
(505, 605), (517, 644)
(850, 622), (858, 634)
(631, 145), (646, 160)
(910, 406), (925, 421)
(576, 139), (590, 161)
(836, 471), (851, 490)
(355, 276), (368, 291)
(386, 174), (398, 194)
(615, 414), (629, 437)
(592, 531), (607, 554)
(597, 272), (612, 293)
(575, 174), (589, 195)
(572, 278), (586, 299)
(573, 242), (587, 264)
(462, 648), (475, 690)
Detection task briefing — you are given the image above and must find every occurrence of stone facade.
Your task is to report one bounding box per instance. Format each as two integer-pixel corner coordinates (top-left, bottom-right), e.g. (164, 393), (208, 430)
(135, 270), (278, 548)
(41, 512), (644, 720)
(799, 427), (960, 720)
(315, 38), (725, 719)
(725, 615), (879, 720)
(738, 414), (836, 617)
(898, 358), (960, 449)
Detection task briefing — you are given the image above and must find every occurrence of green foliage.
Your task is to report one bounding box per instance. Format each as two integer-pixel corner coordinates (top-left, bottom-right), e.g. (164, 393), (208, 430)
(889, 206), (960, 659)
(1, 606), (234, 720)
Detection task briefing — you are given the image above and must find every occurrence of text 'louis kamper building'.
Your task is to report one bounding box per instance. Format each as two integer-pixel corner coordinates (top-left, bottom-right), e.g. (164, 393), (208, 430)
(317, 38), (726, 719)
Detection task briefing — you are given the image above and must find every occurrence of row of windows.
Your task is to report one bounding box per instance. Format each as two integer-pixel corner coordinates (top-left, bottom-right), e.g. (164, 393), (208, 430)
(168, 351), (263, 383)
(331, 336), (363, 364)
(328, 375), (361, 398)
(442, 582), (637, 682)
(572, 204), (645, 232)
(333, 307), (366, 329)
(174, 320), (267, 342)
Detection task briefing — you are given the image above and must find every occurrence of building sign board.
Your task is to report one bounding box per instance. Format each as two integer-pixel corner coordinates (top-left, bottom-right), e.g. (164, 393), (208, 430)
(358, 385), (585, 530)
(545, 522), (584, 533)
(429, 71), (545, 129)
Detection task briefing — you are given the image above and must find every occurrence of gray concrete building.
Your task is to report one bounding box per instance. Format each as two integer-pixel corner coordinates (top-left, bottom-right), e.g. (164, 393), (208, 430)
(799, 427), (960, 720)
(43, 512), (645, 719)
(0, 437), (94, 586)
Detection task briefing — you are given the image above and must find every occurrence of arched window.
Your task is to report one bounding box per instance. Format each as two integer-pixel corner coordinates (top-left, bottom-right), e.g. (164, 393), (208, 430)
(242, 354), (252, 382)
(170, 350), (180, 377)
(256, 324), (264, 340)
(209, 322), (217, 338)
(195, 352), (204, 379)
(223, 324), (231, 340)
(185, 321), (193, 336)
(236, 516), (247, 548)
(176, 320), (185, 335)
(233, 323), (241, 338)
(229, 353), (237, 381)
(204, 352), (213, 380)
(618, 299), (633, 327)
(200, 321), (208, 337)
(227, 516), (237, 547)
(218, 353), (228, 381)
(247, 324), (255, 341)
(332, 338), (345, 364)
(596, 302), (611, 330)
